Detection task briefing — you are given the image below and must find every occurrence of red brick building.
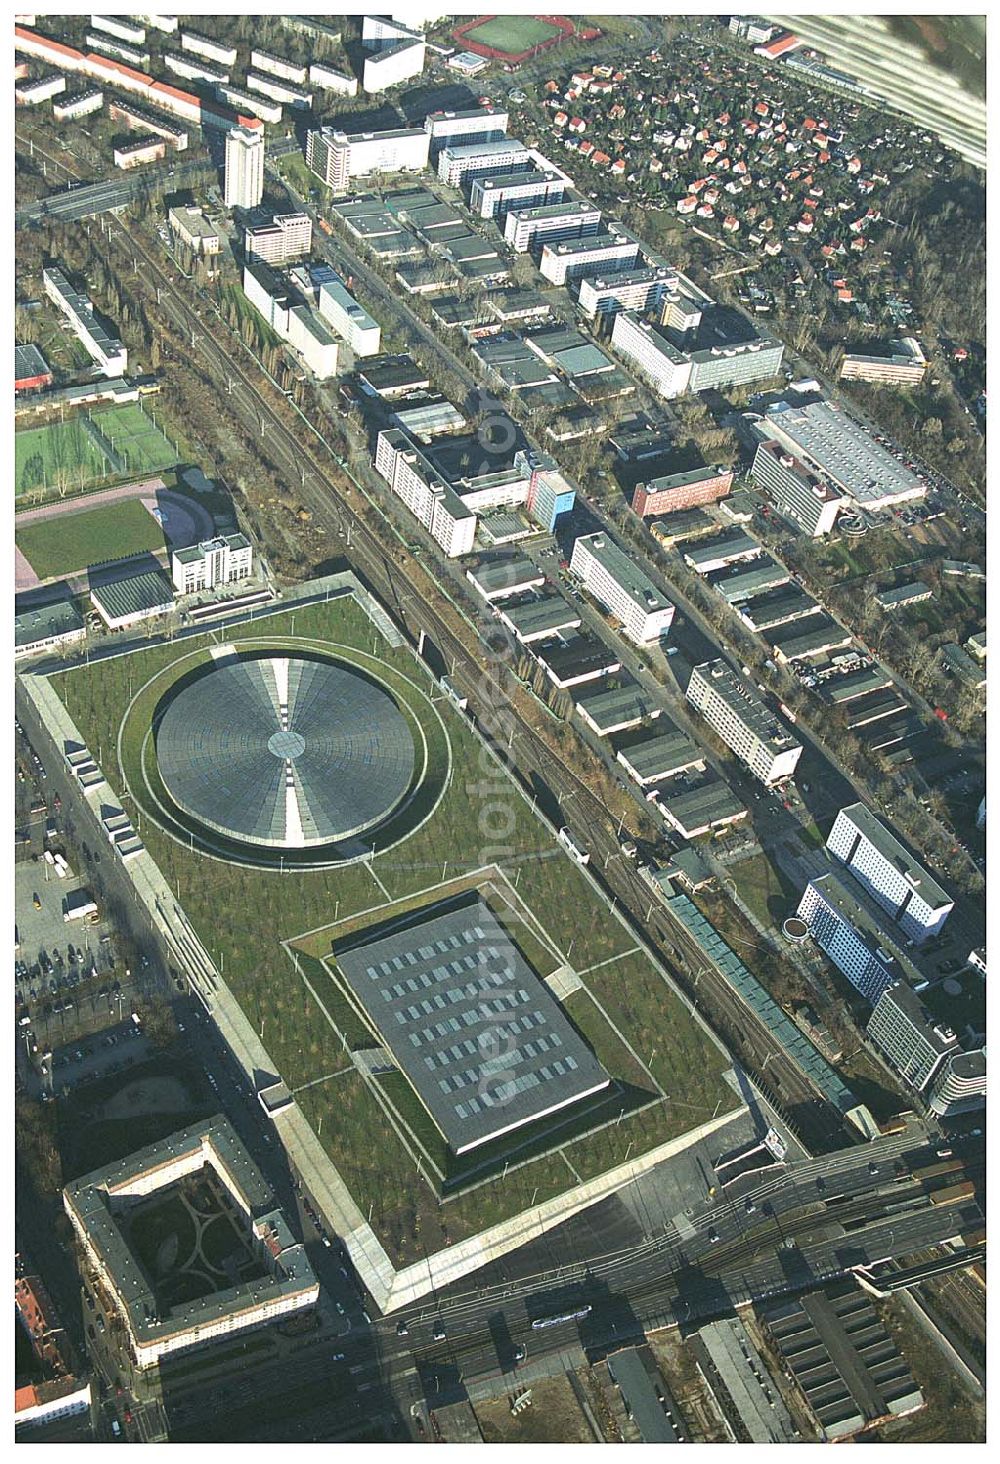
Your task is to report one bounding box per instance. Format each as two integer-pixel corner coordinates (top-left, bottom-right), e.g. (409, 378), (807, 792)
(632, 465), (733, 518)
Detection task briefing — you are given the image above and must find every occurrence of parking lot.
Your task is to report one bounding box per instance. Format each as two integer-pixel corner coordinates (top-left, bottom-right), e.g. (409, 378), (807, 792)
(43, 1015), (150, 1098)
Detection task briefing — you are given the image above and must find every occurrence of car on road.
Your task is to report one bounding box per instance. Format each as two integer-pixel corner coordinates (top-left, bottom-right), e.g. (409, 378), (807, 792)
(513, 1344), (526, 1362)
(433, 1320), (446, 1340)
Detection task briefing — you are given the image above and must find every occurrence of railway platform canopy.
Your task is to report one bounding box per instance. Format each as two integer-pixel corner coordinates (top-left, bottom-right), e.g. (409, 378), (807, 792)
(665, 894), (861, 1117)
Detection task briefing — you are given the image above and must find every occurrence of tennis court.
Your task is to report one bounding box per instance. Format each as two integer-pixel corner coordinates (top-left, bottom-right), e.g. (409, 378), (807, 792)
(15, 401), (178, 497)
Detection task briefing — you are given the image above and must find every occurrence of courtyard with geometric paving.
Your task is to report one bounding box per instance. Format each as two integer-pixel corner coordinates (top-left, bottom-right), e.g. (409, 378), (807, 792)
(122, 1169), (266, 1311)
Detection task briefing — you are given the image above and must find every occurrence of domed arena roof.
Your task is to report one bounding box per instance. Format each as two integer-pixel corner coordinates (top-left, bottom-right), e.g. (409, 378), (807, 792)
(156, 654), (415, 849)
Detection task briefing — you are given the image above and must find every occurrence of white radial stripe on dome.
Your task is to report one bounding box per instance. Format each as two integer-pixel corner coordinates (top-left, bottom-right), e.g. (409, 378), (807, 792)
(273, 656), (289, 717)
(284, 767), (304, 845)
(157, 655), (416, 849)
(250, 654), (283, 725)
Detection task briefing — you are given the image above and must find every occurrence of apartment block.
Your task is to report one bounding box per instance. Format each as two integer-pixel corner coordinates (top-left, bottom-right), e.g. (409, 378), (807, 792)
(42, 265), (127, 377)
(611, 312), (692, 399)
(750, 439), (844, 536)
(224, 124), (264, 208)
(687, 659), (802, 784)
(826, 803), (953, 944)
(308, 62), (358, 96)
(569, 533), (675, 645)
(52, 86), (104, 120)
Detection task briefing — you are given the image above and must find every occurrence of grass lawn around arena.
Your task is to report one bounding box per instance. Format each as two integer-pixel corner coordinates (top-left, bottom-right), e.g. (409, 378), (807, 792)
(461, 15), (564, 54)
(16, 497), (168, 580)
(51, 592), (735, 1266)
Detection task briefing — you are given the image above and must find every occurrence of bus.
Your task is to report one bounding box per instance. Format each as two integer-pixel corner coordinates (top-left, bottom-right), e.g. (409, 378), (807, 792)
(531, 1304), (591, 1331)
(558, 827), (590, 865)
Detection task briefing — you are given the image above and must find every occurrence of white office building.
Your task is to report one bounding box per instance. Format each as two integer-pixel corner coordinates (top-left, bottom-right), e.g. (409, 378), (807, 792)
(42, 265), (127, 377)
(305, 126), (429, 191)
(569, 533), (674, 645)
(469, 169), (565, 220)
(169, 205), (221, 256)
(826, 803), (954, 944)
(318, 274), (381, 357)
(539, 232), (639, 287)
(796, 873), (900, 1003)
(425, 106), (508, 155)
(577, 265), (676, 320)
(866, 983), (959, 1094)
(611, 311), (692, 399)
(242, 262), (340, 380)
(928, 1049), (986, 1117)
(750, 438), (844, 536)
(171, 534), (253, 594)
(687, 659), (802, 785)
(224, 125), (264, 209)
(287, 305), (340, 379)
(504, 198), (602, 253)
(840, 338), (927, 386)
(687, 337), (784, 392)
(244, 212), (312, 265)
(437, 137), (531, 187)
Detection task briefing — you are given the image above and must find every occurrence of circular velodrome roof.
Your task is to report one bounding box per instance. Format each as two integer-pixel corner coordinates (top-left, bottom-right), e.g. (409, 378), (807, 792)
(156, 655), (415, 849)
